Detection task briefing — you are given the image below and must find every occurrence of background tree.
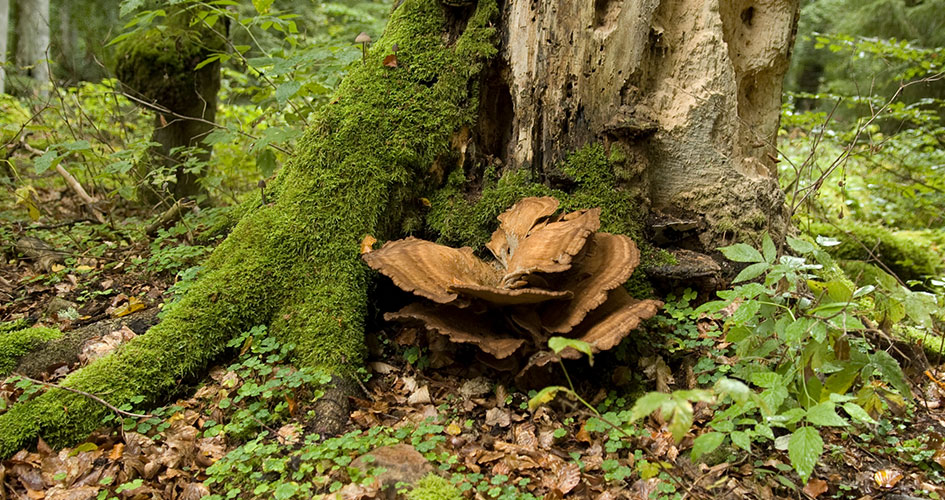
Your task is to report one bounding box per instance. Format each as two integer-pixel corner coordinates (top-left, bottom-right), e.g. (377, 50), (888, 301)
(0, 0), (8, 94)
(15, 0), (50, 95)
(114, 3), (226, 203)
(0, 0), (800, 456)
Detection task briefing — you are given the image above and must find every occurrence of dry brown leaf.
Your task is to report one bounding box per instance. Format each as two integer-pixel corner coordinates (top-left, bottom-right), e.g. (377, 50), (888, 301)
(359, 234), (376, 254)
(485, 407), (511, 427)
(555, 462), (581, 494)
(802, 477), (828, 498)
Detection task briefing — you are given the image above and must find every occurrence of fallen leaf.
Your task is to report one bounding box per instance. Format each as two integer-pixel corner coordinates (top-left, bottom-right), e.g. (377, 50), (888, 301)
(802, 477), (828, 498)
(383, 54), (398, 67)
(873, 469), (903, 489)
(360, 234), (377, 254)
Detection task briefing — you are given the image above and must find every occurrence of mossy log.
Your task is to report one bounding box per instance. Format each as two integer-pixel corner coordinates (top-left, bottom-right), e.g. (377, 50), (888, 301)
(0, 0), (498, 457)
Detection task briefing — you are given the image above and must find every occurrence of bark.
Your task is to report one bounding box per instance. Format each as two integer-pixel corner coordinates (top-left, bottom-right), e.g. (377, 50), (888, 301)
(15, 0), (50, 95)
(0, 0), (8, 94)
(479, 0), (798, 251)
(114, 11), (224, 204)
(0, 0), (799, 456)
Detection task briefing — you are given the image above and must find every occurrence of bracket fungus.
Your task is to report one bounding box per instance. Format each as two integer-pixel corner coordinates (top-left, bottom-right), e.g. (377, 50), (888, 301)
(362, 196), (662, 367)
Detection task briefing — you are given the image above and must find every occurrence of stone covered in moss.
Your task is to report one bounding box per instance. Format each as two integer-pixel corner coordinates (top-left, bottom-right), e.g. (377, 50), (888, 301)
(0, 0), (498, 457)
(808, 221), (943, 281)
(0, 324), (62, 377)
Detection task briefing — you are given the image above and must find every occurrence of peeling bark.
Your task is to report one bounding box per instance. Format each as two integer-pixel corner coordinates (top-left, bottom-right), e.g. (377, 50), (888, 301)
(481, 0), (798, 249)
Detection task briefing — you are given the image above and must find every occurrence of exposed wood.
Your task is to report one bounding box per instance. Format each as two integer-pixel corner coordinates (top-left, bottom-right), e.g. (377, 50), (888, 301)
(482, 0), (800, 249)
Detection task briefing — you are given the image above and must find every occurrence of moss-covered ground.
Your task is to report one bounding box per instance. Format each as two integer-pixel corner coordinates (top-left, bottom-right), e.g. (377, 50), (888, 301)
(0, 0), (498, 456)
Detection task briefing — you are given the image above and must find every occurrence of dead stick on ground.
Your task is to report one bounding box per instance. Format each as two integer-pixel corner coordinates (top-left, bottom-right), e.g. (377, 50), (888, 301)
(145, 199), (192, 236)
(21, 141), (106, 224)
(55, 165), (106, 224)
(11, 374), (153, 419)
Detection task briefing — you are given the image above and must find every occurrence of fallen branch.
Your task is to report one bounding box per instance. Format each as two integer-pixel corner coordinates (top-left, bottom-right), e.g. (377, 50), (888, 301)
(9, 374), (153, 420)
(145, 198), (193, 236)
(20, 141), (106, 224)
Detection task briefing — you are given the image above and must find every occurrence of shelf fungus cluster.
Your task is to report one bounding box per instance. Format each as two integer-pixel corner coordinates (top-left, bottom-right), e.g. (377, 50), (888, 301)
(362, 196), (662, 370)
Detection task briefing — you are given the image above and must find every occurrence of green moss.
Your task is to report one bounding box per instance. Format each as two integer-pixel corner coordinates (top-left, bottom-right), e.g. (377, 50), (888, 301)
(406, 474), (463, 500)
(0, 326), (62, 377)
(807, 221), (943, 281)
(0, 0), (498, 457)
(427, 143), (663, 296)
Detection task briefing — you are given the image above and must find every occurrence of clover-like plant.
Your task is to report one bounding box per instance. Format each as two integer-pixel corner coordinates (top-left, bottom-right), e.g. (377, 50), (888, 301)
(362, 197), (661, 371)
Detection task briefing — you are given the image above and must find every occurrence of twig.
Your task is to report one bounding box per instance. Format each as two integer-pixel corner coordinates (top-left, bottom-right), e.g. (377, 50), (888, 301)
(11, 374), (153, 419)
(20, 141), (107, 224)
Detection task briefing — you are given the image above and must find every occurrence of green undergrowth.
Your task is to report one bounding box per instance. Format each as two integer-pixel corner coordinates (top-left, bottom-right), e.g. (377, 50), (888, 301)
(551, 233), (932, 488)
(0, 0), (499, 458)
(805, 221), (944, 282)
(0, 323), (62, 378)
(427, 143), (669, 297)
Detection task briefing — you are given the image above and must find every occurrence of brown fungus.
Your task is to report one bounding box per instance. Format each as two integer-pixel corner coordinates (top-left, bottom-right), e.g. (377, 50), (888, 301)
(363, 197), (661, 368)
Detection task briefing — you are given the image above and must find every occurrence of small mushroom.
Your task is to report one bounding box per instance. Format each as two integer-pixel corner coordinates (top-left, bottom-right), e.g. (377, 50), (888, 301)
(355, 32), (372, 63)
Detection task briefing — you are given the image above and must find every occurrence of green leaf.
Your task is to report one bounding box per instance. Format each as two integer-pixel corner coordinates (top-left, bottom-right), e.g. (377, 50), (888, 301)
(787, 236), (815, 254)
(870, 350), (911, 398)
(204, 128), (238, 146)
(805, 402), (848, 427)
(527, 386), (569, 411)
(273, 482), (298, 500)
(666, 396), (694, 442)
(730, 430), (751, 452)
(548, 337), (594, 365)
(119, 0), (147, 17)
(253, 0), (275, 14)
(629, 392), (671, 422)
(788, 427), (823, 484)
(762, 233), (776, 263)
(64, 140), (91, 151)
(842, 402), (877, 425)
(714, 378), (751, 403)
(275, 81), (302, 105)
(691, 432), (725, 461)
(750, 371), (781, 389)
(719, 243), (764, 263)
(34, 150), (61, 174)
(256, 149), (277, 178)
(783, 318), (811, 345)
(733, 262), (769, 283)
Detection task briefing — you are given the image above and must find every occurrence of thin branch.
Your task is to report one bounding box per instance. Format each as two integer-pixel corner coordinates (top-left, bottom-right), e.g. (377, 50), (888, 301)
(11, 374), (153, 419)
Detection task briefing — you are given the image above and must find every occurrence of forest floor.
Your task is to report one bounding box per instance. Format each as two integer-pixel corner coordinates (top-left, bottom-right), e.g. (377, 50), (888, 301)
(3, 189), (945, 500)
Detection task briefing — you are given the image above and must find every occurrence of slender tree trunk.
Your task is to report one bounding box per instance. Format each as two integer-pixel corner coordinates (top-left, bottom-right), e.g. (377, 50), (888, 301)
(15, 0), (50, 95)
(0, 0), (8, 94)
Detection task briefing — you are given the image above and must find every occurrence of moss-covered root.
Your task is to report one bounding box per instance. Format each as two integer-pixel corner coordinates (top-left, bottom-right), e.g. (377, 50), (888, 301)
(0, 326), (62, 377)
(0, 0), (497, 457)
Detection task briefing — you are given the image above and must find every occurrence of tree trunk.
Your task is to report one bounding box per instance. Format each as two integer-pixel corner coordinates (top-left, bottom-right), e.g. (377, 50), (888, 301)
(114, 10), (224, 204)
(0, 0), (8, 94)
(0, 0), (798, 456)
(477, 0), (797, 251)
(15, 0), (50, 95)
